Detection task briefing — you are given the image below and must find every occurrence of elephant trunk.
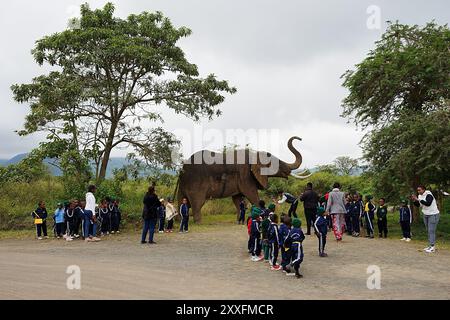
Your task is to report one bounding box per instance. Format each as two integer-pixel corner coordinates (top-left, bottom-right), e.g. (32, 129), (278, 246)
(287, 136), (303, 171)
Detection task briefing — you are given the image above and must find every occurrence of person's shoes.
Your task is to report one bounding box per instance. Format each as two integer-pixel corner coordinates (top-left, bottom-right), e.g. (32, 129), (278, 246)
(264, 259), (269, 263)
(319, 253), (328, 257)
(37, 237), (43, 240)
(165, 230), (170, 233)
(295, 274), (303, 279)
(270, 265), (282, 271)
(92, 237), (101, 241)
(44, 236), (49, 239)
(255, 256), (263, 261)
(405, 238), (411, 242)
(401, 237), (406, 241)
(251, 256), (257, 261)
(369, 235), (374, 239)
(306, 232), (311, 236)
(378, 234), (382, 238)
(185, 230), (189, 233)
(149, 241), (156, 244)
(384, 235), (387, 238)
(286, 271), (295, 276)
(158, 231), (164, 233)
(74, 234), (80, 238)
(365, 235), (370, 238)
(423, 246), (431, 251)
(85, 237), (94, 242)
(111, 231), (115, 234)
(141, 241), (147, 244)
(179, 231), (184, 234)
(425, 246), (435, 253)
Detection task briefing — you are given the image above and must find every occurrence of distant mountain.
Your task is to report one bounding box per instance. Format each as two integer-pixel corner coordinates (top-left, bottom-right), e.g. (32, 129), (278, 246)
(0, 153), (167, 178)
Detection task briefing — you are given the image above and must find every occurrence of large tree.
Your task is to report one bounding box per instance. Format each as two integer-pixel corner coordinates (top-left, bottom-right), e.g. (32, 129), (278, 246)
(12, 3), (236, 182)
(342, 21), (450, 219)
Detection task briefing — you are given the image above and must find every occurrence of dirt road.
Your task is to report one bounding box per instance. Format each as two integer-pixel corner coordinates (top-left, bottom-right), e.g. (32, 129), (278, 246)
(1, 224), (449, 299)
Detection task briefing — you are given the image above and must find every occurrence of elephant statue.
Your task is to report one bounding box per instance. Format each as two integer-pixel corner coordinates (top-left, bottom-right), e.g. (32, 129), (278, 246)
(177, 136), (311, 222)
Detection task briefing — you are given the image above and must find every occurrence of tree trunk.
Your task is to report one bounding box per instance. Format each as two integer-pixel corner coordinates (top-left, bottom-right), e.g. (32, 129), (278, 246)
(411, 176), (420, 224)
(97, 122), (118, 183)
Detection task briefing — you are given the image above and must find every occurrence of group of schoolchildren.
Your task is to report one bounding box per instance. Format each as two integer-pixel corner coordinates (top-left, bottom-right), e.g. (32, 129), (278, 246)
(243, 190), (414, 280)
(245, 200), (312, 279)
(31, 197), (122, 241)
(342, 194), (412, 241)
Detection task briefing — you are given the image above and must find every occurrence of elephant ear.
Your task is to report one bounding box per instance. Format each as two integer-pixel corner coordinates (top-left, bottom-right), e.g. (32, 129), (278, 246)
(251, 163), (269, 189)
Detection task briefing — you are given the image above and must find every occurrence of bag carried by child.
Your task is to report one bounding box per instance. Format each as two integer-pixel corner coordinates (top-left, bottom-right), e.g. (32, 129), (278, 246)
(33, 211), (43, 225)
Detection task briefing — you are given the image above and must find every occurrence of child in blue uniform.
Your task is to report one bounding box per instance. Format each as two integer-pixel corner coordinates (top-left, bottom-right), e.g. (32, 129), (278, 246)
(158, 199), (166, 233)
(250, 209), (263, 261)
(268, 213), (281, 270)
(351, 193), (362, 237)
(238, 197), (247, 225)
(53, 203), (65, 239)
(285, 218), (305, 278)
(364, 195), (375, 238)
(179, 198), (189, 233)
(279, 214), (292, 273)
(399, 200), (412, 241)
(314, 207), (328, 257)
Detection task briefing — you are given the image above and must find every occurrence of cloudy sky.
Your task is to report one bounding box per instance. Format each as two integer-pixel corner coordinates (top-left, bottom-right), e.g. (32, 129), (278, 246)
(0, 0), (448, 168)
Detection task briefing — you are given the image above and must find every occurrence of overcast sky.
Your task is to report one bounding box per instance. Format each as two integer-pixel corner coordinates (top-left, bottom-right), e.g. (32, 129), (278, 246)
(0, 0), (448, 168)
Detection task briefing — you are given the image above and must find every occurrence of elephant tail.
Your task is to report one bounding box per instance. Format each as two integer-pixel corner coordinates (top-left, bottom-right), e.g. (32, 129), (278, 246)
(171, 177), (180, 203)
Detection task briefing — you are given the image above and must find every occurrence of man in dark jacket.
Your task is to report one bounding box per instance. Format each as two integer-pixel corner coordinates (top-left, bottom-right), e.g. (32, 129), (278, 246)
(141, 186), (161, 244)
(300, 183), (319, 235)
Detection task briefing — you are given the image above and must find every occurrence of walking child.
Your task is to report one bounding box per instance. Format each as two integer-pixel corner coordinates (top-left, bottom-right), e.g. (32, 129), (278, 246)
(284, 218), (305, 278)
(314, 207), (328, 257)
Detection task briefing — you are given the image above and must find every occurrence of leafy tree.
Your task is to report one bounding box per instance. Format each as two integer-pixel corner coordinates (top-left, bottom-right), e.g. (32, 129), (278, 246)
(342, 21), (449, 127)
(342, 21), (450, 220)
(333, 156), (359, 175)
(0, 151), (49, 183)
(315, 164), (338, 175)
(12, 3), (236, 182)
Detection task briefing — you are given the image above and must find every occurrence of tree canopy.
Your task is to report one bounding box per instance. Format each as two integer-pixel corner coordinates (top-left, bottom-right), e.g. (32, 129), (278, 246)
(342, 21), (450, 215)
(12, 3), (236, 182)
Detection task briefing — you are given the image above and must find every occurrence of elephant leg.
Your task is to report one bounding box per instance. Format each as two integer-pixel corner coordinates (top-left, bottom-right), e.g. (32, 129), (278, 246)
(232, 195), (242, 222)
(242, 189), (260, 207)
(188, 195), (206, 223)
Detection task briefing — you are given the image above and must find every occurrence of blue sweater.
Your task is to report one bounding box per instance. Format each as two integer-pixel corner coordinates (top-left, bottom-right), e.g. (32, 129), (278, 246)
(399, 206), (412, 223)
(268, 222), (280, 245)
(314, 215), (328, 235)
(54, 208), (65, 224)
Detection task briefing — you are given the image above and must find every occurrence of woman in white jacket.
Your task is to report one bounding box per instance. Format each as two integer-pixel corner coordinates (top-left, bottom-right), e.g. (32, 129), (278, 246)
(412, 186), (440, 253)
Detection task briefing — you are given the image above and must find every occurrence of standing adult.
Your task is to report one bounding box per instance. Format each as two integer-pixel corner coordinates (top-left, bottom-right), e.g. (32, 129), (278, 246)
(141, 186), (161, 244)
(411, 186), (440, 253)
(326, 182), (347, 241)
(85, 185), (98, 239)
(277, 191), (299, 218)
(300, 182), (319, 235)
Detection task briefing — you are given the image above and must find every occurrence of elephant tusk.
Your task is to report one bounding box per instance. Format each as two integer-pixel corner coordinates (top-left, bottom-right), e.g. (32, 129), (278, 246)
(290, 172), (313, 179)
(294, 169), (309, 175)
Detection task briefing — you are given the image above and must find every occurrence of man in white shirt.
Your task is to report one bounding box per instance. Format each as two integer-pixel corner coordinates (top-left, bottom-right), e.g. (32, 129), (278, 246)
(85, 185), (100, 241)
